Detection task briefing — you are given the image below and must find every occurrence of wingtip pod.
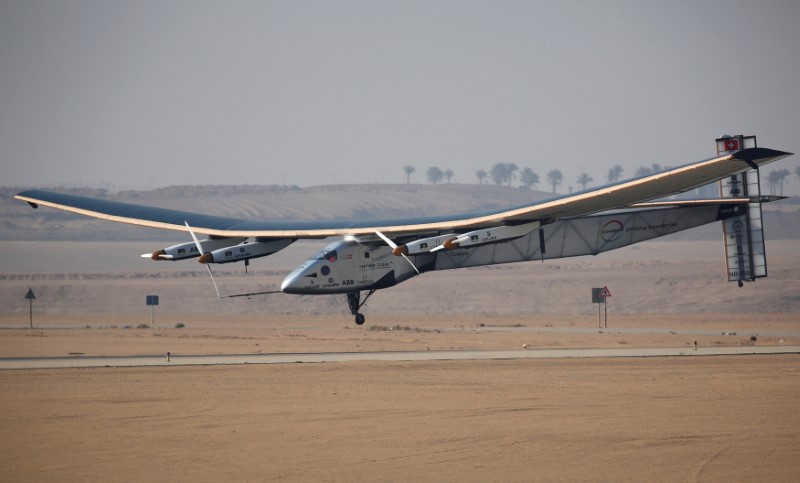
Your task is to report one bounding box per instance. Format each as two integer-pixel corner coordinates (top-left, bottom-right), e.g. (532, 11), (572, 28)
(13, 194), (39, 209)
(733, 147), (793, 167)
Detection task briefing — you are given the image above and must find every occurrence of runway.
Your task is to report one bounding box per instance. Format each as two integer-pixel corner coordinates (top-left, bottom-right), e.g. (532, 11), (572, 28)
(464, 326), (800, 338)
(2, 345), (799, 370)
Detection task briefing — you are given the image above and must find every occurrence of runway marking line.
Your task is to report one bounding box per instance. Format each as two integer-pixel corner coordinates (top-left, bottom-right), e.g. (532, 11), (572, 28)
(1, 346), (799, 370)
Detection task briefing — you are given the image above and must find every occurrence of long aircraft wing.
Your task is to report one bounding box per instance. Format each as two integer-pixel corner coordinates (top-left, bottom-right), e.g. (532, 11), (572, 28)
(14, 147), (791, 238)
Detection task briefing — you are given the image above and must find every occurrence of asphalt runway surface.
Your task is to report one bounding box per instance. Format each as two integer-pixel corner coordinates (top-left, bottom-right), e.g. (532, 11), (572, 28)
(2, 345), (799, 370)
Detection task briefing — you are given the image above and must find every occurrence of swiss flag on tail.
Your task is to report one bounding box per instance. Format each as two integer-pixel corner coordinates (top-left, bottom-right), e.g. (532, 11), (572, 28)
(724, 138), (740, 151)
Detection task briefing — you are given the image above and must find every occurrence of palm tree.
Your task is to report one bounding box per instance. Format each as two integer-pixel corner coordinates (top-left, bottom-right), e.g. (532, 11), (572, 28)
(773, 168), (791, 195)
(475, 169), (488, 185)
(634, 166), (653, 177)
(607, 165), (623, 183)
(402, 165), (415, 184)
(547, 169), (563, 193)
(519, 168), (539, 190)
(426, 166), (444, 184)
(444, 169), (455, 183)
(489, 163), (519, 186)
(767, 170), (780, 195)
(576, 172), (593, 190)
(506, 163), (519, 186)
(489, 163), (509, 185)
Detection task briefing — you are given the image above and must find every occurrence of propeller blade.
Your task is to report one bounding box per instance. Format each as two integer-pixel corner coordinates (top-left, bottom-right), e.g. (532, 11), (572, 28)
(400, 254), (420, 274)
(141, 252), (173, 259)
(430, 237), (458, 253)
(374, 230), (398, 249)
(205, 265), (221, 298)
(185, 221), (204, 254)
(185, 221), (221, 298)
(375, 231), (419, 274)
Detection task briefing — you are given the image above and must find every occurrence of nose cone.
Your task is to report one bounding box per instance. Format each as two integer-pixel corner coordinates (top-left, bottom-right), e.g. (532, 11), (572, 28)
(281, 261), (319, 294)
(280, 269), (304, 294)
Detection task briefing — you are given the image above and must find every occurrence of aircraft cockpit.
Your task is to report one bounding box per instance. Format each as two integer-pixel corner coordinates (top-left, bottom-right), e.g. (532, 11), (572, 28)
(313, 249), (338, 262)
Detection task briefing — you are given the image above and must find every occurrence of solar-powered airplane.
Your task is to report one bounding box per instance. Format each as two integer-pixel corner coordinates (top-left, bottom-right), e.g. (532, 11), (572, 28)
(15, 139), (791, 325)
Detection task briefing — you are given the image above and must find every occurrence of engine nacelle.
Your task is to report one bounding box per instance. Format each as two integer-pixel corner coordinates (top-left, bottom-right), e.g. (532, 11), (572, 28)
(392, 221), (541, 256)
(392, 234), (457, 256)
(438, 221), (541, 250)
(198, 238), (295, 264)
(146, 237), (246, 261)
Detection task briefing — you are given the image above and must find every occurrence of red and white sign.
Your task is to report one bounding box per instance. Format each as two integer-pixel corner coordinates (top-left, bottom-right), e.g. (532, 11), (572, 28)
(599, 286), (612, 297)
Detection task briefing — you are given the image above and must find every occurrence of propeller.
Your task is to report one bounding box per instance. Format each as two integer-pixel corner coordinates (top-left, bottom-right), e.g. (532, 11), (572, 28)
(375, 231), (419, 274)
(430, 237), (458, 253)
(185, 221), (221, 298)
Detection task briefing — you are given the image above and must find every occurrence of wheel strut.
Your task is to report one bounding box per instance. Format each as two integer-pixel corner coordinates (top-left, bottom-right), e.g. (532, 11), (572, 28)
(346, 290), (377, 325)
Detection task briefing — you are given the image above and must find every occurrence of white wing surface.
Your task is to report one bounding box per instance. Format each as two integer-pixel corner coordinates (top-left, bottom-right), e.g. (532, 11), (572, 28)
(15, 147), (791, 238)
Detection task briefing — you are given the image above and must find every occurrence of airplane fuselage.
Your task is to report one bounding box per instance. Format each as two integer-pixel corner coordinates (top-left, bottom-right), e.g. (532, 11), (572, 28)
(281, 239), (418, 294)
(280, 202), (747, 295)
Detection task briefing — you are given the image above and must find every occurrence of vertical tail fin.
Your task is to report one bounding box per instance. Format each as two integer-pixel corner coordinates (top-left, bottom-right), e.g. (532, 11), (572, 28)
(718, 170), (767, 286)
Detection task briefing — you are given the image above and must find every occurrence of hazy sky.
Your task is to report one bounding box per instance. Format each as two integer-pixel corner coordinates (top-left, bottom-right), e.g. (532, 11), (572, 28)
(2, 0), (799, 193)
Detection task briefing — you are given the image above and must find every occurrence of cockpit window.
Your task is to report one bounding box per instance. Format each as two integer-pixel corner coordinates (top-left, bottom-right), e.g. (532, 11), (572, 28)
(313, 249), (338, 262)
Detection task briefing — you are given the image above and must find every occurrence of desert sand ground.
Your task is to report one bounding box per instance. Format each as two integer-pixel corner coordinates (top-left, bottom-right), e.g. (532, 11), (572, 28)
(1, 311), (799, 358)
(1, 356), (799, 481)
(1, 239), (799, 481)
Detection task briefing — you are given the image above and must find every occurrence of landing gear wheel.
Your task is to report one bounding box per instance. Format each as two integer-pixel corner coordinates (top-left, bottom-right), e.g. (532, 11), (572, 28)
(346, 290), (377, 326)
